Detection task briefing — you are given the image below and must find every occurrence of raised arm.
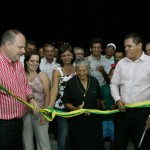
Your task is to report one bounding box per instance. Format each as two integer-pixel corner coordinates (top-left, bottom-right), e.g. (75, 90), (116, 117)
(41, 72), (51, 107)
(49, 69), (60, 108)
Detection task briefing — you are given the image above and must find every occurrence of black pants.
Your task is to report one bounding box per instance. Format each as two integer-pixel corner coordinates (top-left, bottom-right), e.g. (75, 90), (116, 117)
(0, 118), (23, 150)
(114, 108), (150, 150)
(68, 114), (104, 150)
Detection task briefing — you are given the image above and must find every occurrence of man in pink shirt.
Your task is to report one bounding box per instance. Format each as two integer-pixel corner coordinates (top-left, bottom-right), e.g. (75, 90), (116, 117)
(0, 29), (40, 150)
(110, 33), (150, 150)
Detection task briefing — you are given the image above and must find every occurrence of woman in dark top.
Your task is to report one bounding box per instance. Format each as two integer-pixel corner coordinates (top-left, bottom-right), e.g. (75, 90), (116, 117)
(62, 58), (104, 150)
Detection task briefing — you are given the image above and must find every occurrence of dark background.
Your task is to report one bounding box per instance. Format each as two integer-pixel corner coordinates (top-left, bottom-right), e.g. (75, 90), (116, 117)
(0, 1), (150, 51)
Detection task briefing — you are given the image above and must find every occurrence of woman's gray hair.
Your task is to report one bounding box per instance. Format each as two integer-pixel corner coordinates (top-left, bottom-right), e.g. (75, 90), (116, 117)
(75, 58), (90, 69)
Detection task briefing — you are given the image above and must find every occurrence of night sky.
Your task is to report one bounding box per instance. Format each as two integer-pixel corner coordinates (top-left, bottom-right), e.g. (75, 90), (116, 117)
(0, 1), (150, 50)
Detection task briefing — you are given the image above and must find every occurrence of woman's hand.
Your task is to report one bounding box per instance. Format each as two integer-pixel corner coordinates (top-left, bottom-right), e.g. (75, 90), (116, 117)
(30, 99), (41, 115)
(76, 102), (84, 109)
(40, 115), (47, 125)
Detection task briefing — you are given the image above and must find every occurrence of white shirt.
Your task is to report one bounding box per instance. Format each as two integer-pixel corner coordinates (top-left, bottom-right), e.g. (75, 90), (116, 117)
(105, 55), (115, 65)
(19, 55), (25, 66)
(110, 52), (150, 104)
(39, 57), (60, 82)
(87, 55), (111, 87)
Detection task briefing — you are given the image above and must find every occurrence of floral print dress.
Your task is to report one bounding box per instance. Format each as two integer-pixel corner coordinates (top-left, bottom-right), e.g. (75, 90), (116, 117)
(54, 66), (75, 109)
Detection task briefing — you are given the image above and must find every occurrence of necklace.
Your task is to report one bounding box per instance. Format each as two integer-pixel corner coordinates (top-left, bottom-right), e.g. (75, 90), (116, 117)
(76, 76), (90, 97)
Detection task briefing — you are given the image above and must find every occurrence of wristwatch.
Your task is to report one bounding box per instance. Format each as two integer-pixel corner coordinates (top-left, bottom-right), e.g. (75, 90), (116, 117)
(29, 97), (35, 101)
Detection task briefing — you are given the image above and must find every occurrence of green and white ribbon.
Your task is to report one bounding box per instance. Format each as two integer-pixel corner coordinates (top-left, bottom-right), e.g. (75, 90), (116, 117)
(1, 84), (150, 121)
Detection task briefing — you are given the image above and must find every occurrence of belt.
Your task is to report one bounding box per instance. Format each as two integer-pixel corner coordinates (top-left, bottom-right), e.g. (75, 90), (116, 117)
(0, 117), (22, 121)
(0, 118), (23, 127)
(126, 108), (149, 112)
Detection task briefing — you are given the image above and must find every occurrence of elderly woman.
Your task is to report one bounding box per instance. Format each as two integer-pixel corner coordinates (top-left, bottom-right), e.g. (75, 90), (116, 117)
(62, 58), (104, 150)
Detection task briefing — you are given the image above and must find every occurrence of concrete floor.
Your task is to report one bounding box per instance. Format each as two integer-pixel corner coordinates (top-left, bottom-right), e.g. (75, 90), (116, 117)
(50, 134), (57, 150)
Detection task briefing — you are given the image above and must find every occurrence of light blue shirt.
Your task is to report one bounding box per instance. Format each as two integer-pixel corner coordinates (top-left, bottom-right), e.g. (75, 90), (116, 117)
(86, 55), (111, 87)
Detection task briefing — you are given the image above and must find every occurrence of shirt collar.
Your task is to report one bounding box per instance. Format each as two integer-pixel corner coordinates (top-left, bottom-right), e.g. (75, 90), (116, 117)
(0, 52), (12, 64)
(88, 54), (102, 61)
(125, 52), (145, 62)
(41, 57), (56, 64)
(105, 55), (114, 60)
(140, 52), (146, 62)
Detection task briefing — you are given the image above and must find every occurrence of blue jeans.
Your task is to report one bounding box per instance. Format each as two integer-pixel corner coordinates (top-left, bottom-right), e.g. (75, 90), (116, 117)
(56, 115), (69, 150)
(102, 120), (114, 142)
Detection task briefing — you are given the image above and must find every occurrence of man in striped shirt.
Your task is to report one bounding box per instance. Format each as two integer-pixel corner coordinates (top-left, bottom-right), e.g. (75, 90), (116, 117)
(0, 29), (40, 150)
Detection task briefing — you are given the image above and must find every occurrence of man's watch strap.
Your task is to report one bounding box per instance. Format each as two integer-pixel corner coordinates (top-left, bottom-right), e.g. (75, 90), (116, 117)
(29, 97), (35, 101)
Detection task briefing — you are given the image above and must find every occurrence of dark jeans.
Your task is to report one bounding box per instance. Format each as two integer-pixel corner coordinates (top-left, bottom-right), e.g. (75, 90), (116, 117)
(56, 116), (69, 150)
(55, 108), (70, 150)
(0, 118), (23, 150)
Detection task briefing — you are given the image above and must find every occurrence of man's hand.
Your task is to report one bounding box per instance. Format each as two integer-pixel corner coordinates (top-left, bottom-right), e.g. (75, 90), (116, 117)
(30, 99), (40, 115)
(97, 100), (105, 110)
(116, 100), (126, 112)
(96, 65), (104, 72)
(111, 104), (118, 110)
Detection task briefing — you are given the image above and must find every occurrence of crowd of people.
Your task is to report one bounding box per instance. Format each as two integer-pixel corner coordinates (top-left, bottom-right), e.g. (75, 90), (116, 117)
(0, 29), (150, 150)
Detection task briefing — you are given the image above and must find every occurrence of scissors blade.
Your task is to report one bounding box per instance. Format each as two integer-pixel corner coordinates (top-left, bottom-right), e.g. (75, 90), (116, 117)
(138, 127), (147, 149)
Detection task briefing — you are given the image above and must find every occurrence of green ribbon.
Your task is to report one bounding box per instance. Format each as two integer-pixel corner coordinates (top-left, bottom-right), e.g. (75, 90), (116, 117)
(1, 84), (150, 121)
